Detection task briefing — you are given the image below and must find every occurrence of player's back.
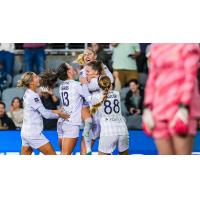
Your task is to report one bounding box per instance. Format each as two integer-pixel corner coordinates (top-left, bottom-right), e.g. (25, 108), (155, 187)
(94, 90), (128, 136)
(59, 80), (83, 125)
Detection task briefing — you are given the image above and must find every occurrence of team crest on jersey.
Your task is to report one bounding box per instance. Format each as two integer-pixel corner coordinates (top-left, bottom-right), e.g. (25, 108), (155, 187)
(34, 98), (39, 103)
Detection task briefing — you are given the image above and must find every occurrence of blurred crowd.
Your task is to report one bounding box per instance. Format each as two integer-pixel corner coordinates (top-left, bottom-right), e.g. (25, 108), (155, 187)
(0, 43), (151, 130)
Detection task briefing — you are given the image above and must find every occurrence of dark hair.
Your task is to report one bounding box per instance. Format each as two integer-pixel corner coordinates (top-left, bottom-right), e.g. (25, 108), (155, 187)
(39, 69), (58, 89)
(0, 101), (6, 109)
(56, 63), (70, 81)
(89, 43), (104, 53)
(39, 63), (70, 89)
(11, 97), (23, 108)
(86, 61), (105, 75)
(129, 79), (139, 85)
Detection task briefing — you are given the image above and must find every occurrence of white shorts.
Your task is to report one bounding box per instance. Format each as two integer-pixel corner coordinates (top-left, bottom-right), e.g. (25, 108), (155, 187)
(21, 133), (49, 149)
(57, 122), (80, 139)
(98, 135), (129, 154)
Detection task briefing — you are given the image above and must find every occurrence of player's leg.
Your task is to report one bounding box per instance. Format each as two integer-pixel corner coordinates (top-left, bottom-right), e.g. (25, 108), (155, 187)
(21, 136), (33, 155)
(171, 118), (197, 155)
(38, 142), (56, 155)
(61, 125), (79, 155)
(21, 146), (33, 155)
(172, 135), (194, 155)
(62, 138), (78, 155)
(98, 136), (117, 155)
(57, 122), (63, 153)
(118, 135), (129, 155)
(59, 138), (63, 152)
(98, 151), (110, 155)
(32, 133), (56, 155)
(81, 106), (93, 155)
(154, 138), (174, 155)
(153, 120), (175, 155)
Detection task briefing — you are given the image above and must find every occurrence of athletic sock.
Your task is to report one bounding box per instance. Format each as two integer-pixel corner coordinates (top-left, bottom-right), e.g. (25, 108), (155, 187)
(83, 118), (93, 154)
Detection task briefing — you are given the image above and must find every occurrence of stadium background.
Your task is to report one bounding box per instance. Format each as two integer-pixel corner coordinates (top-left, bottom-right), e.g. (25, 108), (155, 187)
(0, 43), (200, 154)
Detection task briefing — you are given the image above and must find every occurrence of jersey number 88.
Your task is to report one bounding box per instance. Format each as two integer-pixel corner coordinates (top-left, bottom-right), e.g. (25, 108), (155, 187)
(104, 99), (120, 114)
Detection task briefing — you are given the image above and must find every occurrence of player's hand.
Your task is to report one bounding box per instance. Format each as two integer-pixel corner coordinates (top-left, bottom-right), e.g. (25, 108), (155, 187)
(170, 107), (189, 136)
(130, 108), (136, 114)
(79, 77), (88, 84)
(47, 89), (53, 95)
(54, 109), (70, 120)
(142, 108), (155, 136)
(135, 109), (141, 115)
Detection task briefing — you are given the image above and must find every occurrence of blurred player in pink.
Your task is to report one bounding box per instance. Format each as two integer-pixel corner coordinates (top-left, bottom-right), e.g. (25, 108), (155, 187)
(143, 43), (200, 155)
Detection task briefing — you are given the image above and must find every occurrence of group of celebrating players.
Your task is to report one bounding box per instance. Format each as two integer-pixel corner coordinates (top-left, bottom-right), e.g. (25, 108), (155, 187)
(17, 43), (200, 155)
(17, 47), (129, 155)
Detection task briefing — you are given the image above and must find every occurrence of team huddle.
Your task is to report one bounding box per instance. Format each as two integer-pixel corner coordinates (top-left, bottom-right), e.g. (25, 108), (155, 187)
(17, 48), (129, 155)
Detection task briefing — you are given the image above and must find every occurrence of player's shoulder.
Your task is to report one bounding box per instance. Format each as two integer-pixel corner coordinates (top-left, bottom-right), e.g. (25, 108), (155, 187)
(72, 80), (81, 86)
(25, 89), (40, 103)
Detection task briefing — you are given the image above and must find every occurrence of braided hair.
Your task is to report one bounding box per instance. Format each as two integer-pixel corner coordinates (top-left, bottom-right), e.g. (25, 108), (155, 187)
(90, 75), (111, 114)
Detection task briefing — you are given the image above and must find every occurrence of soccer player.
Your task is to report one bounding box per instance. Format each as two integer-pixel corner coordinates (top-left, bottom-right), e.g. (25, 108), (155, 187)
(83, 75), (129, 155)
(41, 63), (89, 155)
(56, 63), (89, 155)
(78, 48), (114, 154)
(143, 44), (200, 155)
(17, 72), (69, 155)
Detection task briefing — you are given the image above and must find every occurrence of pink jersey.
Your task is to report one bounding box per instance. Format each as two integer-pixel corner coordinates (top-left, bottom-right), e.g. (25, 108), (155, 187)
(144, 43), (200, 121)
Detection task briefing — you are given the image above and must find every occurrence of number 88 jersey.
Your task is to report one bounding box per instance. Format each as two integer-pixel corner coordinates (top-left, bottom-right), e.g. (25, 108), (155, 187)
(96, 90), (128, 137)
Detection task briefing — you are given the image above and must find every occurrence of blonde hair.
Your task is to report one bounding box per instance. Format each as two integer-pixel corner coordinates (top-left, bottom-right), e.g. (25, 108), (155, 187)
(76, 54), (85, 65)
(17, 72), (35, 88)
(76, 47), (97, 65)
(90, 76), (111, 114)
(84, 47), (96, 55)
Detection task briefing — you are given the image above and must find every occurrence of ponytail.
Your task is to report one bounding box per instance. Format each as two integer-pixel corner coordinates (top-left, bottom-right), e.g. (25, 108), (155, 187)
(17, 72), (34, 88)
(90, 75), (111, 114)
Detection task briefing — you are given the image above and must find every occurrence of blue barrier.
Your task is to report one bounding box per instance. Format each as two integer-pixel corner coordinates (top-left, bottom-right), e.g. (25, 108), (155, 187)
(0, 130), (200, 155)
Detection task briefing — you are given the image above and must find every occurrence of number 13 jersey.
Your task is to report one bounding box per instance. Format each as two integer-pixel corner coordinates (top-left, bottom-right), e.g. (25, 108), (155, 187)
(58, 80), (84, 125)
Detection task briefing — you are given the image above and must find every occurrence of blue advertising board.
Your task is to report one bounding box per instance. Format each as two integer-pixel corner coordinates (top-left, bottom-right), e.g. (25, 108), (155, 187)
(0, 130), (200, 155)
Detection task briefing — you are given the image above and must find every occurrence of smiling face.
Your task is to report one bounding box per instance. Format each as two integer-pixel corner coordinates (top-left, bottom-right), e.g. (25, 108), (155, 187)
(129, 81), (139, 93)
(85, 65), (99, 81)
(83, 48), (97, 64)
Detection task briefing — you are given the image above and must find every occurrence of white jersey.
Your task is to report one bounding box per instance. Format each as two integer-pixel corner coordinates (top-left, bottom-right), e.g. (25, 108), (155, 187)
(58, 80), (84, 125)
(86, 90), (128, 136)
(80, 64), (114, 93)
(21, 89), (58, 137)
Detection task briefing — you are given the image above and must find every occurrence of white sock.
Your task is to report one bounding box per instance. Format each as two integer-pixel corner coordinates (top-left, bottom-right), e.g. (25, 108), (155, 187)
(83, 118), (93, 153)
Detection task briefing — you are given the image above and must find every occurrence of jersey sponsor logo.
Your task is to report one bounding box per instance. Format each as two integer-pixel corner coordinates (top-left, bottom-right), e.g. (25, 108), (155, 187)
(34, 98), (39, 103)
(104, 117), (123, 122)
